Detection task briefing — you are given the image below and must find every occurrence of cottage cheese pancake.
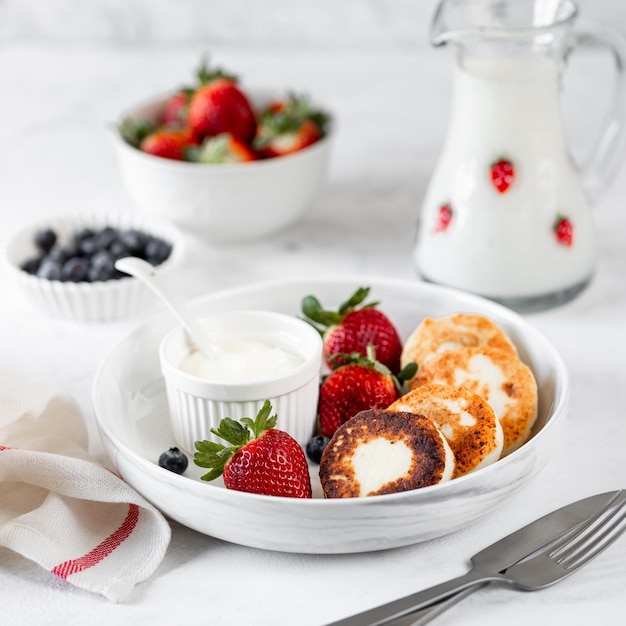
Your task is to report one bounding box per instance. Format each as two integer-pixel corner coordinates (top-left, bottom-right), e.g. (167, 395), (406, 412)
(319, 409), (455, 498)
(410, 346), (537, 455)
(390, 384), (504, 477)
(401, 313), (517, 376)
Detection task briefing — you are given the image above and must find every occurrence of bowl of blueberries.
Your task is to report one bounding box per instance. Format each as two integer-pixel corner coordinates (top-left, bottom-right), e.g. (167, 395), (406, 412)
(5, 212), (185, 321)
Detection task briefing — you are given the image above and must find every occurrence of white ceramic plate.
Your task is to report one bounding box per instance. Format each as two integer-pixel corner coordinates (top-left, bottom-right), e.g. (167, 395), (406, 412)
(93, 276), (569, 553)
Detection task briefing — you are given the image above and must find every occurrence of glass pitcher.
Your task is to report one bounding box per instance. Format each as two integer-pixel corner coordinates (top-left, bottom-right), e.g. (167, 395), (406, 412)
(413, 0), (626, 311)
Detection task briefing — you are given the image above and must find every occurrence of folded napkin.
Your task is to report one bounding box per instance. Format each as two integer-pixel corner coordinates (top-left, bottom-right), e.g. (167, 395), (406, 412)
(0, 374), (171, 602)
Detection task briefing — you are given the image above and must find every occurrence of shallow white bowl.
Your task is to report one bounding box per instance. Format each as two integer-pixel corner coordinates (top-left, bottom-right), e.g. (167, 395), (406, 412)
(160, 309), (323, 452)
(4, 212), (186, 322)
(92, 276), (569, 554)
(111, 91), (333, 243)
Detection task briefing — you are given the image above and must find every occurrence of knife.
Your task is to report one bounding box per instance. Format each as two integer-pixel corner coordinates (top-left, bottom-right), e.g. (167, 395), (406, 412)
(324, 490), (622, 626)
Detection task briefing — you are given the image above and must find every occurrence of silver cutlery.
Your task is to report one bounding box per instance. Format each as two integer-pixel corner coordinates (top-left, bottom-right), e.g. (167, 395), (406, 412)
(325, 489), (626, 626)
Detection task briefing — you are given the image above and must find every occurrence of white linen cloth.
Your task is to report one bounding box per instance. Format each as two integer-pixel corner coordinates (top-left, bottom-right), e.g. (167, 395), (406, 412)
(0, 374), (171, 602)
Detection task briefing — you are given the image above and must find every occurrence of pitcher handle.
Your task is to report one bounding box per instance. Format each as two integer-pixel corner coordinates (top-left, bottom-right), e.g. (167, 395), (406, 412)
(567, 22), (626, 204)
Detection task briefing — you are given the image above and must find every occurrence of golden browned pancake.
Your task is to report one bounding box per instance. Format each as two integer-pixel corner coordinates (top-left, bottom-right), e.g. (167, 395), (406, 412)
(410, 346), (537, 455)
(319, 409), (455, 498)
(389, 384), (503, 477)
(401, 313), (518, 375)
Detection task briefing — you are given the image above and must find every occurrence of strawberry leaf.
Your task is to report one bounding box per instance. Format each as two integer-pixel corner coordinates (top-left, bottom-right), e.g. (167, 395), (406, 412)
(301, 295), (342, 327)
(337, 286), (370, 314)
(118, 118), (156, 148)
(397, 362), (418, 383)
(301, 286), (379, 331)
(195, 55), (237, 85)
(243, 399), (277, 437)
(210, 417), (250, 447)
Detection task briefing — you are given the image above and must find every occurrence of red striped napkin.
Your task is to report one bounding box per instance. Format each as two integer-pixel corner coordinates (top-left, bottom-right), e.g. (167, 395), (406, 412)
(0, 374), (171, 602)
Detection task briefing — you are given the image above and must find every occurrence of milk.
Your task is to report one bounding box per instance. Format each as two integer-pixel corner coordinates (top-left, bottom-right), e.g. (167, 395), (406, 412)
(414, 57), (596, 302)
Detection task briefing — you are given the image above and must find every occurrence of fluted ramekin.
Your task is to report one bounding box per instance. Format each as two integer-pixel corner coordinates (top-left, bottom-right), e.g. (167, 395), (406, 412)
(159, 309), (322, 452)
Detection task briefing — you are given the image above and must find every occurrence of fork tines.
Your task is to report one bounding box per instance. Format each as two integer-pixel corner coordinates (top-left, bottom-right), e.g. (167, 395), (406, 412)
(550, 489), (626, 571)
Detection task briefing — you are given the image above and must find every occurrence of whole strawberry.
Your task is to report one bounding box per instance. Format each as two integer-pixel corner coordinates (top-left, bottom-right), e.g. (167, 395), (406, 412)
(193, 401), (312, 498)
(317, 347), (416, 437)
(490, 158), (515, 193)
(187, 65), (257, 143)
(253, 94), (329, 159)
(301, 286), (403, 374)
(140, 127), (198, 160)
(161, 90), (192, 126)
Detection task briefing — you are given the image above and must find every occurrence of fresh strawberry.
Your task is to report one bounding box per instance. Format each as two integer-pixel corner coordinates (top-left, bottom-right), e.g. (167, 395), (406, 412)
(139, 127), (198, 161)
(193, 401), (312, 498)
(301, 286), (403, 374)
(186, 133), (256, 164)
(554, 214), (574, 246)
(253, 94), (329, 158)
(161, 90), (192, 126)
(317, 347), (416, 437)
(160, 58), (230, 127)
(188, 74), (257, 143)
(433, 203), (453, 232)
(490, 158), (515, 193)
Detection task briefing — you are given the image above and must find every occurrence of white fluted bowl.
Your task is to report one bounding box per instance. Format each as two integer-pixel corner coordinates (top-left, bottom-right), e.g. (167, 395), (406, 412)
(4, 212), (185, 322)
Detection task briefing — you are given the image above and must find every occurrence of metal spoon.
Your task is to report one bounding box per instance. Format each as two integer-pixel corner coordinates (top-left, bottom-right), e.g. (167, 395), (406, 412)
(115, 256), (217, 359)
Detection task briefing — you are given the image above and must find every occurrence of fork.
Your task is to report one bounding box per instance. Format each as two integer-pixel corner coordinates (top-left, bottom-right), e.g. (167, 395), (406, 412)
(329, 490), (626, 626)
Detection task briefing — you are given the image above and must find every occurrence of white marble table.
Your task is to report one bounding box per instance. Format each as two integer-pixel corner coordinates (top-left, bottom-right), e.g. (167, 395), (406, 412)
(0, 40), (625, 626)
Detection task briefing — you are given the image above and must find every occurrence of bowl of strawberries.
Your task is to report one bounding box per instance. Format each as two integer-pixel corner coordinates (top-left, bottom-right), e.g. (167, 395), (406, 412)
(112, 59), (332, 243)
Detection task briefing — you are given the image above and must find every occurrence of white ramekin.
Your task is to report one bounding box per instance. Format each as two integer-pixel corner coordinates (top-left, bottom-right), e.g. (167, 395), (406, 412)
(159, 310), (323, 452)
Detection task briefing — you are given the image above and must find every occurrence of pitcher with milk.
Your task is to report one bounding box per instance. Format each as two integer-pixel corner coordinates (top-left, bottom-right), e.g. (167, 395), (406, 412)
(414, 0), (626, 311)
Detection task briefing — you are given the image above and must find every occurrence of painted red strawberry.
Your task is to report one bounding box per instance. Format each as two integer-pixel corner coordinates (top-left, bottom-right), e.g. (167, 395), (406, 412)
(301, 286), (403, 374)
(193, 401), (312, 498)
(253, 94), (329, 158)
(554, 214), (574, 246)
(433, 203), (453, 232)
(187, 72), (257, 143)
(490, 158), (515, 193)
(187, 133), (257, 164)
(317, 347), (415, 437)
(139, 127), (198, 160)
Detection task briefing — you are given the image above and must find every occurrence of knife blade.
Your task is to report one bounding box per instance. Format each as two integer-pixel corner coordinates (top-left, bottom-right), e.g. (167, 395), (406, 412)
(324, 489), (622, 626)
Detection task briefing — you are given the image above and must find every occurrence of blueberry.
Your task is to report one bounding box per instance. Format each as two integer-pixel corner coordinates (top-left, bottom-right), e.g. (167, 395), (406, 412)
(37, 259), (62, 281)
(119, 228), (148, 255)
(46, 245), (68, 265)
(109, 240), (131, 261)
(305, 435), (331, 464)
(34, 228), (57, 253)
(158, 447), (188, 474)
(20, 258), (40, 274)
(88, 249), (116, 282)
(95, 226), (118, 250)
(78, 235), (99, 257)
(75, 227), (95, 242)
(61, 256), (89, 282)
(145, 237), (172, 266)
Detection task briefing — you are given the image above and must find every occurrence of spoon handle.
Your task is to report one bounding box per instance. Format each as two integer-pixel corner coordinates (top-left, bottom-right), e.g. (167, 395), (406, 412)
(115, 257), (216, 358)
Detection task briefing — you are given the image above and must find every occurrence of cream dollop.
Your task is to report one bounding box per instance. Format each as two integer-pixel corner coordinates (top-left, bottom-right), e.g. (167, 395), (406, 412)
(179, 338), (304, 382)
